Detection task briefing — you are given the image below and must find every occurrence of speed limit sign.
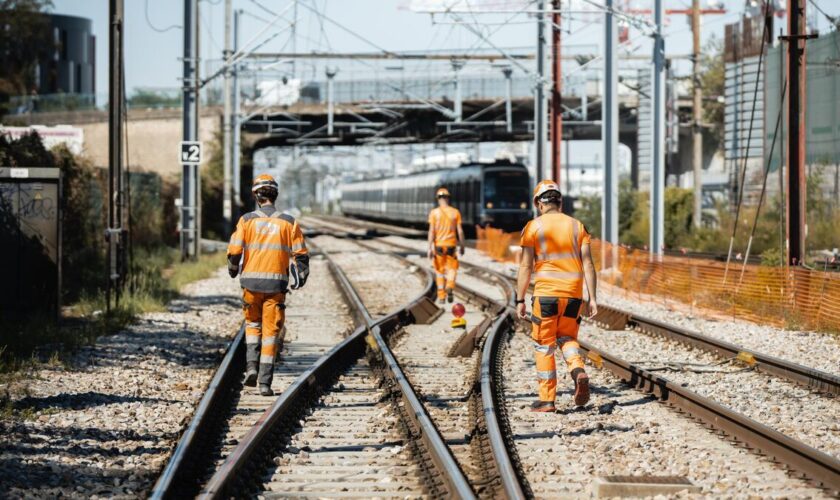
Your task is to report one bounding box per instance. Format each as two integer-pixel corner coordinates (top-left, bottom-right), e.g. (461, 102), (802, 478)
(180, 141), (202, 165)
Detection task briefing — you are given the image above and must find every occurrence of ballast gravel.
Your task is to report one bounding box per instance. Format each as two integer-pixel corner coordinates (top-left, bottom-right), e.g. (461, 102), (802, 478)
(313, 235), (424, 317)
(502, 328), (831, 498)
(0, 267), (242, 499)
(381, 234), (840, 376)
(583, 323), (840, 460)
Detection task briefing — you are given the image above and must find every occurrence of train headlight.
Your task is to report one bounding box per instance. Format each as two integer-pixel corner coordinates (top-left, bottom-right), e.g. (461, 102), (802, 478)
(520, 202), (527, 209)
(486, 202), (494, 209)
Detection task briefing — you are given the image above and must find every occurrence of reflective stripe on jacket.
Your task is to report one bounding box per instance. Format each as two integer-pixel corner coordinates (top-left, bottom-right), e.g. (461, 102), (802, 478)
(428, 206), (462, 247)
(519, 213), (590, 298)
(227, 205), (309, 293)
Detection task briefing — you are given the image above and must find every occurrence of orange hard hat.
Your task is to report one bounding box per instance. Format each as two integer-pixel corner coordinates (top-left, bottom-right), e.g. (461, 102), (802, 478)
(533, 180), (562, 205)
(436, 187), (451, 198)
(252, 173), (279, 193)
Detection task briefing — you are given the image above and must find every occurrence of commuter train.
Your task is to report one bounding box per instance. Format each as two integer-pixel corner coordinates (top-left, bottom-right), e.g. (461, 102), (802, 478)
(340, 160), (533, 235)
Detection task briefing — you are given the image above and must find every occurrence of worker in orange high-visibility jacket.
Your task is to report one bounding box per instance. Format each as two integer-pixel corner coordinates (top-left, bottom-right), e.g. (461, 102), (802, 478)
(427, 187), (465, 304)
(227, 174), (309, 397)
(516, 180), (598, 412)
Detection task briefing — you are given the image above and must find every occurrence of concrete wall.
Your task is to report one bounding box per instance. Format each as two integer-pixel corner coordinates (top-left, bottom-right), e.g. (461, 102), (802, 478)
(80, 114), (219, 178)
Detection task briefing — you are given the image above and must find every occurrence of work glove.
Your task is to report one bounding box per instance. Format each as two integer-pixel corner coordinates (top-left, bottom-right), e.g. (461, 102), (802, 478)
(289, 262), (309, 290)
(228, 265), (239, 278)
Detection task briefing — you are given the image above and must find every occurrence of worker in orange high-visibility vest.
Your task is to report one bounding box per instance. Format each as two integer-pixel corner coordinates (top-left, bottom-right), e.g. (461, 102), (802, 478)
(427, 187), (465, 304)
(228, 174), (309, 397)
(516, 180), (598, 412)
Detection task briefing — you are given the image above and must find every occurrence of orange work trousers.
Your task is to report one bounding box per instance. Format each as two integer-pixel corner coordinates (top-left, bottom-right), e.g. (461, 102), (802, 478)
(242, 289), (286, 386)
(433, 246), (459, 300)
(530, 296), (585, 402)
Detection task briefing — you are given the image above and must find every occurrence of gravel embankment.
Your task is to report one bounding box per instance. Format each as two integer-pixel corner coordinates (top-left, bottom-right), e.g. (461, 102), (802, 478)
(583, 324), (840, 460)
(502, 329), (831, 498)
(313, 235), (424, 317)
(381, 234), (840, 376)
(0, 267), (241, 499)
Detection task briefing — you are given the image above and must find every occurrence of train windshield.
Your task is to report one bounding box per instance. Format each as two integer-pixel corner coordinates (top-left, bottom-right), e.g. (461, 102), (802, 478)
(484, 169), (530, 209)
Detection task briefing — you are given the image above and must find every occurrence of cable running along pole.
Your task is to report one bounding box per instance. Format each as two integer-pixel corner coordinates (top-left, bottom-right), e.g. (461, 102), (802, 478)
(107, 0), (125, 311)
(739, 79), (787, 286)
(722, 1), (770, 284)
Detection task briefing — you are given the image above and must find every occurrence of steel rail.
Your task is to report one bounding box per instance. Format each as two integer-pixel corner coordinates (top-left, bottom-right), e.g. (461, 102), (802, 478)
(304, 223), (840, 494)
(466, 263), (840, 494)
(199, 247), (476, 499)
(149, 324), (245, 500)
(593, 303), (840, 395)
(356, 237), (531, 500)
(371, 236), (840, 395)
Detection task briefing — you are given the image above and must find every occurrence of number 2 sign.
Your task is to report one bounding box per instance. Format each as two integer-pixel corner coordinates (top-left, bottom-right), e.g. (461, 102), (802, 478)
(180, 141), (202, 165)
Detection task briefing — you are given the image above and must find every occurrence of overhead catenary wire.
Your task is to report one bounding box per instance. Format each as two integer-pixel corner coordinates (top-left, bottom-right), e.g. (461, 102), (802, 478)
(144, 0), (182, 33)
(722, 0), (770, 286)
(738, 78), (788, 286)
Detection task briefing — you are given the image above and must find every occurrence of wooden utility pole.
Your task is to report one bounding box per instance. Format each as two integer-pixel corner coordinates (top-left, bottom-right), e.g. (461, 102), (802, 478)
(550, 0), (563, 185)
(691, 0), (703, 228)
(786, 0), (810, 265)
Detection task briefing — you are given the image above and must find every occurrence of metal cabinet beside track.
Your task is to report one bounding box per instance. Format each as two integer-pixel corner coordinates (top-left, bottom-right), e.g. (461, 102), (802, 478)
(0, 167), (62, 320)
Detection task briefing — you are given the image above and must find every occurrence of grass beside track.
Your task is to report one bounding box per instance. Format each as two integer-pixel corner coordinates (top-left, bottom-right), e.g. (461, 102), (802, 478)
(0, 248), (227, 380)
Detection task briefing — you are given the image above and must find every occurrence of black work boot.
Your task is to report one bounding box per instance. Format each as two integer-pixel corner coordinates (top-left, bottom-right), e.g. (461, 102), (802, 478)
(529, 400), (556, 413)
(243, 362), (258, 387)
(259, 384), (274, 397)
(446, 289), (454, 303)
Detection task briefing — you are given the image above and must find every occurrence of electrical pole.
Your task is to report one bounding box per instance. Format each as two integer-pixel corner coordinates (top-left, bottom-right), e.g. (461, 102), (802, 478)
(786, 0), (809, 265)
(181, 0), (199, 261)
(650, 0), (665, 258)
(603, 0), (618, 267)
(107, 0), (124, 311)
(232, 9), (242, 216)
(550, 0), (562, 185)
(326, 67), (337, 135)
(452, 59), (464, 121)
(222, 0), (232, 234)
(503, 66), (513, 132)
(534, 0), (548, 180)
(691, 0), (703, 228)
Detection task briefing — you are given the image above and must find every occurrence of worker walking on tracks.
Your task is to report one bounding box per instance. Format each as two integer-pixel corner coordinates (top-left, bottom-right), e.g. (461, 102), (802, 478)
(427, 187), (465, 304)
(516, 180), (598, 412)
(228, 174), (309, 397)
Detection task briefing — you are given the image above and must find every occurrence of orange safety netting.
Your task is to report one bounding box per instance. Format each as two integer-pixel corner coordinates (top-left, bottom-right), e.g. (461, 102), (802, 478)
(475, 227), (840, 333)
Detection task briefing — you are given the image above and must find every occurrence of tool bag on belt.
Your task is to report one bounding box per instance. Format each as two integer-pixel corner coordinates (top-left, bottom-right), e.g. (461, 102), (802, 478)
(435, 246), (457, 256)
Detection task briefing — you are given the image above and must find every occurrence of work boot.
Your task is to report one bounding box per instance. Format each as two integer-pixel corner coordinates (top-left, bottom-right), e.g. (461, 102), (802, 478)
(446, 289), (454, 303)
(259, 384), (274, 397)
(243, 371), (257, 387)
(437, 297), (446, 305)
(573, 369), (590, 407)
(529, 400), (556, 413)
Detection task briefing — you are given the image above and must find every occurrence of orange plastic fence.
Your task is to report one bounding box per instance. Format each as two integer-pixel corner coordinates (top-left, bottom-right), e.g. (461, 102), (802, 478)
(475, 228), (840, 332)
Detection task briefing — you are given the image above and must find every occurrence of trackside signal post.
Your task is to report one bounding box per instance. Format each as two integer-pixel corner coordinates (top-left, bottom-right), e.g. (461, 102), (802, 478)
(181, 0), (200, 261)
(107, 0), (125, 311)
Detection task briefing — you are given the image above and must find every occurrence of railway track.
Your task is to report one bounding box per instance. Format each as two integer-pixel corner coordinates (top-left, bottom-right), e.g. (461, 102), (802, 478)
(323, 222), (840, 496)
(151, 241), (482, 499)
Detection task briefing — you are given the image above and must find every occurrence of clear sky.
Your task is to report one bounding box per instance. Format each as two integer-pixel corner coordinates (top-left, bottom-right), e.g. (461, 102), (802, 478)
(50, 0), (840, 98)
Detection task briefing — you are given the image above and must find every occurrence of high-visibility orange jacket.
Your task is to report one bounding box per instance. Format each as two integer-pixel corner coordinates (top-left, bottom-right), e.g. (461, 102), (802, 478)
(428, 206), (462, 247)
(520, 212), (590, 298)
(227, 205), (309, 293)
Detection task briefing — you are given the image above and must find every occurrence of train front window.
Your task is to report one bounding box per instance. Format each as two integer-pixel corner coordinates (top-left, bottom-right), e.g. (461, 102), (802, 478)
(484, 170), (530, 209)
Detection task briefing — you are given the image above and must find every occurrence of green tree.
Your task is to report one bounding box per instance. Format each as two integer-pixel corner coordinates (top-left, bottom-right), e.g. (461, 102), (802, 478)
(574, 195), (601, 239)
(0, 0), (53, 115)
